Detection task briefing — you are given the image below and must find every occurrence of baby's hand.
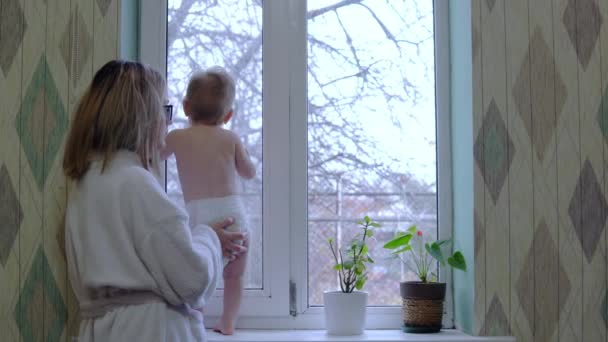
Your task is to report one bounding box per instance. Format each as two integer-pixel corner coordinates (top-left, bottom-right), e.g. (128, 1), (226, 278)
(160, 130), (177, 160)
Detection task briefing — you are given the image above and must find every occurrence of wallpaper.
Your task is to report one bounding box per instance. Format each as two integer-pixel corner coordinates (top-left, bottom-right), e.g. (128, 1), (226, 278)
(473, 0), (608, 341)
(0, 0), (119, 340)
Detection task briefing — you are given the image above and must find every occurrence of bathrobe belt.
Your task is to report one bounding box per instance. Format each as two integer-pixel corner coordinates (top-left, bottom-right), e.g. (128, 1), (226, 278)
(80, 287), (166, 318)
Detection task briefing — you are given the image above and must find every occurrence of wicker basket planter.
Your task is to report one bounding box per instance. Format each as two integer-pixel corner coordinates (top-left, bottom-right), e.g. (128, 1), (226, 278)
(401, 281), (446, 333)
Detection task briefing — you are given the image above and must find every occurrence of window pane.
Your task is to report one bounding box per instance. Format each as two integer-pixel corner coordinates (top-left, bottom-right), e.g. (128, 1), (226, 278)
(307, 0), (437, 306)
(167, 0), (263, 289)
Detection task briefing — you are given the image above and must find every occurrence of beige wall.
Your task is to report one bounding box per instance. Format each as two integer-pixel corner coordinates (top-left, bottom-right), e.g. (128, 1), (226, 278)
(0, 0), (119, 340)
(473, 0), (608, 341)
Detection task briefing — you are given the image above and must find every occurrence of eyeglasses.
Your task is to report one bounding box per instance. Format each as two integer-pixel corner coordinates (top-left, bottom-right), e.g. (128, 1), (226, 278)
(164, 104), (173, 121)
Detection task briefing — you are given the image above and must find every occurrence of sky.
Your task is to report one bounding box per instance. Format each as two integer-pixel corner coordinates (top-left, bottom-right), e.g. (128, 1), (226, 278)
(167, 0), (437, 186)
(307, 0), (436, 185)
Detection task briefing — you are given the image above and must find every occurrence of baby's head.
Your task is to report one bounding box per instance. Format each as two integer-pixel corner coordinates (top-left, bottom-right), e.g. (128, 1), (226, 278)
(184, 67), (236, 125)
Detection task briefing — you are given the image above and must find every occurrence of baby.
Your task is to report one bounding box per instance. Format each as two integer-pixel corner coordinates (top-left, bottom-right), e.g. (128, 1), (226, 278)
(162, 67), (255, 335)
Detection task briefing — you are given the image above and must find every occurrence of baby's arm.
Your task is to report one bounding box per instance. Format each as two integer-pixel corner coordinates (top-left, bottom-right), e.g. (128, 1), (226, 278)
(234, 136), (256, 180)
(160, 130), (178, 161)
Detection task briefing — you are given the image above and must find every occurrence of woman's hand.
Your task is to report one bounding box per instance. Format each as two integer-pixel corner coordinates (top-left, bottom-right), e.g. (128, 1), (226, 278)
(209, 217), (248, 260)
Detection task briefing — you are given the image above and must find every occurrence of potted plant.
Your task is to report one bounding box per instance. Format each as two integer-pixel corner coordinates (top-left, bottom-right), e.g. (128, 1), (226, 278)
(324, 216), (378, 335)
(383, 225), (466, 333)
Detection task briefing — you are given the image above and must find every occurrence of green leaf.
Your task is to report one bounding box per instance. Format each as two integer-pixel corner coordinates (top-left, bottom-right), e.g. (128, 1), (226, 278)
(365, 230), (374, 238)
(369, 222), (381, 228)
(355, 266), (363, 275)
(328, 238), (334, 244)
(367, 256), (375, 263)
(435, 239), (451, 247)
(407, 225), (418, 235)
(430, 272), (438, 282)
(355, 275), (367, 290)
(343, 260), (355, 269)
(426, 242), (446, 265)
(356, 220), (365, 226)
(334, 264), (343, 271)
(448, 251), (467, 271)
(392, 245), (412, 254)
(383, 233), (412, 249)
(364, 216), (371, 224)
(361, 244), (369, 255)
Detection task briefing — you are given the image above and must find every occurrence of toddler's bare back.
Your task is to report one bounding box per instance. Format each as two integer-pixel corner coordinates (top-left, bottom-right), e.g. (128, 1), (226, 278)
(167, 125), (255, 202)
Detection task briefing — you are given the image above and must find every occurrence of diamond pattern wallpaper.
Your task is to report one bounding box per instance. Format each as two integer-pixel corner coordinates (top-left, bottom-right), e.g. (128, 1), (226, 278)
(14, 55), (69, 191)
(0, 0), (119, 340)
(474, 0), (608, 341)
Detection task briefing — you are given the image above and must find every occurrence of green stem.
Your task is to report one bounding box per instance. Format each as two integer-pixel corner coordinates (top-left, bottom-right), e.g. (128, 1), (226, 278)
(349, 221), (370, 292)
(354, 222), (369, 262)
(338, 248), (347, 292)
(419, 236), (428, 282)
(408, 246), (423, 281)
(426, 253), (435, 282)
(330, 240), (346, 292)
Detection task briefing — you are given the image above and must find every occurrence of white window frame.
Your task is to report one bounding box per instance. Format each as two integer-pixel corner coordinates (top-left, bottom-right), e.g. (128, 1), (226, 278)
(139, 0), (452, 329)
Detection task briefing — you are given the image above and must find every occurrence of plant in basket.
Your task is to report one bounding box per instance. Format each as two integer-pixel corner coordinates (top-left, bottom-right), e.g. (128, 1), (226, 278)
(324, 216), (378, 336)
(383, 225), (466, 333)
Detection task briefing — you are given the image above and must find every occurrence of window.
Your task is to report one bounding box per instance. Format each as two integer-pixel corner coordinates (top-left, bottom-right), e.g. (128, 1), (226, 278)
(166, 0), (264, 291)
(140, 0), (450, 328)
(306, 0), (437, 307)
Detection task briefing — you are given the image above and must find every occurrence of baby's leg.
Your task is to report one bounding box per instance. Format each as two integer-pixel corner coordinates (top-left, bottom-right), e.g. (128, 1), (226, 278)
(214, 240), (248, 335)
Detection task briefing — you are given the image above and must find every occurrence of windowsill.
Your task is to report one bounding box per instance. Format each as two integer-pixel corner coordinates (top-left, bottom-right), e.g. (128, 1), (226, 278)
(207, 330), (515, 342)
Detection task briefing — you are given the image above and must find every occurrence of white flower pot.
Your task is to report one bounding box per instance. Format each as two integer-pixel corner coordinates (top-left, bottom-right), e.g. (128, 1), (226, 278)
(323, 291), (368, 335)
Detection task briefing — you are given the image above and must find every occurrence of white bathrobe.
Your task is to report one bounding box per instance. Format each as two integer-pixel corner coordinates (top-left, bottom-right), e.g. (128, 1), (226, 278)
(65, 151), (222, 342)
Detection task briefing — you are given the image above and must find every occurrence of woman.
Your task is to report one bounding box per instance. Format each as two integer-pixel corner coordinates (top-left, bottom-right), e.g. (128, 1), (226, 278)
(62, 60), (247, 341)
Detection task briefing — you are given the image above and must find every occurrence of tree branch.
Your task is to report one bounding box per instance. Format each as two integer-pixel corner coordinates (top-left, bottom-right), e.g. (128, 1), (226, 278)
(307, 0), (364, 20)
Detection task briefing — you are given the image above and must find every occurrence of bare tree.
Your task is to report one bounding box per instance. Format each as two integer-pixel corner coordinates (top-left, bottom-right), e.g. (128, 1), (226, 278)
(166, 0), (436, 305)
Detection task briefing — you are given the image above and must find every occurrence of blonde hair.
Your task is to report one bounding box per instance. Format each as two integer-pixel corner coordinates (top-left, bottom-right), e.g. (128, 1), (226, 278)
(63, 60), (166, 181)
(185, 66), (235, 125)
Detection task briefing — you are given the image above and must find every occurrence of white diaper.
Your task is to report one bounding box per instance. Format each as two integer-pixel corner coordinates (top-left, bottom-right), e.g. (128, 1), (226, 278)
(186, 195), (248, 266)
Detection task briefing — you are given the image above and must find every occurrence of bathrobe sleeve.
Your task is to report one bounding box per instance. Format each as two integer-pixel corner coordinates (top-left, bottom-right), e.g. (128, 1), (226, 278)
(123, 167), (222, 309)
